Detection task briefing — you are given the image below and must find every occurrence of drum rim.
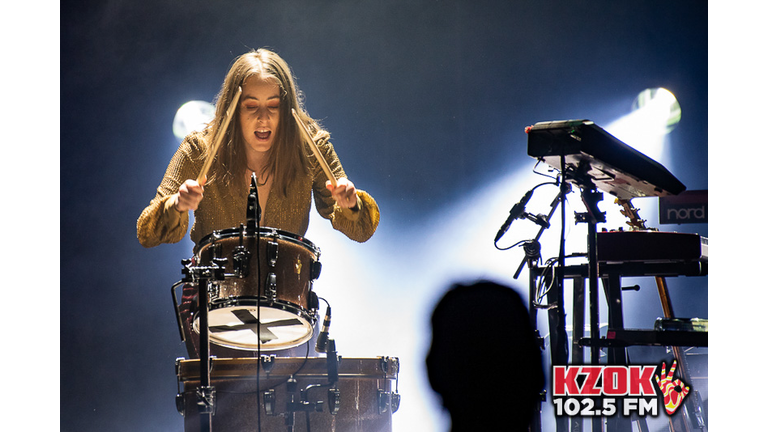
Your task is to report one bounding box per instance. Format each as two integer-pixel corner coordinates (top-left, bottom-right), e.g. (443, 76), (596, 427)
(195, 226), (320, 256)
(194, 298), (317, 351)
(208, 297), (317, 317)
(176, 356), (401, 380)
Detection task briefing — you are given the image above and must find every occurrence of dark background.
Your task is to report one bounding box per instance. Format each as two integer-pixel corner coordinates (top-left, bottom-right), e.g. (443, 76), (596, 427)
(54, 0), (718, 430)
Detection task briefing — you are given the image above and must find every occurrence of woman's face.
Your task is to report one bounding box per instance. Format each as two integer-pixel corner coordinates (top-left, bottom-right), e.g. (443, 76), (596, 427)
(239, 74), (281, 161)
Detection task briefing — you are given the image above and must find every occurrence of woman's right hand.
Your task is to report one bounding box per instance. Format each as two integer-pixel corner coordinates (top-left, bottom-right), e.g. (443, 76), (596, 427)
(173, 177), (205, 212)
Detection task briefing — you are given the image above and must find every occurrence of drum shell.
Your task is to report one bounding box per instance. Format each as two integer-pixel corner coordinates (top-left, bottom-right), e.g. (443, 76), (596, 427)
(177, 357), (399, 432)
(196, 227), (320, 311)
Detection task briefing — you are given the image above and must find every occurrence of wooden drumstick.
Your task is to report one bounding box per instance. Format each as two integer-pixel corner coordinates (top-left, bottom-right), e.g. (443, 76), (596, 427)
(292, 108), (338, 188)
(196, 86), (243, 183)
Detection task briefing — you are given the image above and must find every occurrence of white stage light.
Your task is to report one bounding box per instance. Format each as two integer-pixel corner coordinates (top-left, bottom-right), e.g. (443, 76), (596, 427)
(173, 100), (215, 141)
(632, 87), (681, 134)
(606, 88), (681, 161)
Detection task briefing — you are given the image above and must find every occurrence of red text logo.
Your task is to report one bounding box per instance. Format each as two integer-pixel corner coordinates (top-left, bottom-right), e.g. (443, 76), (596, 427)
(553, 365), (656, 397)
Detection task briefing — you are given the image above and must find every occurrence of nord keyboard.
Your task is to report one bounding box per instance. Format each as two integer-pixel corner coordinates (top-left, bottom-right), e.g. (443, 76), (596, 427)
(527, 120), (686, 199)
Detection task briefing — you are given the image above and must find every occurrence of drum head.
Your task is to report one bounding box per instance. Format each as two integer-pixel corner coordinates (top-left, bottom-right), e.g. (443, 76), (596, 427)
(194, 301), (315, 351)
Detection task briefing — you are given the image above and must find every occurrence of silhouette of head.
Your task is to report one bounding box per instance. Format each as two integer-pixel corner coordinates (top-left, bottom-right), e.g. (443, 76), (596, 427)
(426, 280), (544, 431)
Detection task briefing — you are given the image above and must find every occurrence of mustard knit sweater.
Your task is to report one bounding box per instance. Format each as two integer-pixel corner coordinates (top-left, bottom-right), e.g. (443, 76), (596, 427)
(137, 131), (380, 249)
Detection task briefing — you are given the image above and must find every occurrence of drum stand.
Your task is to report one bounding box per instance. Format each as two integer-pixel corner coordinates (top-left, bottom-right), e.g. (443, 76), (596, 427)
(180, 256), (228, 432)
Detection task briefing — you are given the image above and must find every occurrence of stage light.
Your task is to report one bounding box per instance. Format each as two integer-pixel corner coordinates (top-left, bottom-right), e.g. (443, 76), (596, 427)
(173, 100), (215, 141)
(606, 87), (681, 161)
(633, 87), (681, 134)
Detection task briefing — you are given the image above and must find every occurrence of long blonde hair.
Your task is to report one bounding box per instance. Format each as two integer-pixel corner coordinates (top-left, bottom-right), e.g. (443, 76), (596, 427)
(204, 48), (329, 195)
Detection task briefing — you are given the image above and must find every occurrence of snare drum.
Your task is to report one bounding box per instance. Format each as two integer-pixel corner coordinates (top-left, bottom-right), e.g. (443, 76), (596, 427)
(176, 357), (400, 432)
(192, 227), (322, 351)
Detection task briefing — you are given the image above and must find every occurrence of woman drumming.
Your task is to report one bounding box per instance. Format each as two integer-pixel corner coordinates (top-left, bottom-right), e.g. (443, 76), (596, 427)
(137, 48), (380, 358)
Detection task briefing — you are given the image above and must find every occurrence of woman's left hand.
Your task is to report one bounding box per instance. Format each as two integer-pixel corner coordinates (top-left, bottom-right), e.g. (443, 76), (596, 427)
(327, 178), (359, 210)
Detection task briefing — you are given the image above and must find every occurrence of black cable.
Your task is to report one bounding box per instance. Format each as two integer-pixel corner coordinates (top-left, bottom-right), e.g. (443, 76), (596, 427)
(532, 158), (560, 181)
(495, 238), (529, 252)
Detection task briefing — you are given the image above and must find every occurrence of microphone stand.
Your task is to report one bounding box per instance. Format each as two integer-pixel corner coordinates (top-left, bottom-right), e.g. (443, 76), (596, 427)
(511, 179), (570, 432)
(246, 173), (264, 432)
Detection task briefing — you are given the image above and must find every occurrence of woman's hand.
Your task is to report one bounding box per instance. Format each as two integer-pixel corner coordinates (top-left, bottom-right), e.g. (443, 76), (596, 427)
(174, 177), (206, 212)
(326, 178), (359, 210)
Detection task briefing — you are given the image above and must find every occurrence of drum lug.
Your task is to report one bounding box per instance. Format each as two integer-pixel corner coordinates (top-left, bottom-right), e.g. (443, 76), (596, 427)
(174, 357), (185, 377)
(175, 392), (185, 416)
(267, 239), (279, 267)
(310, 260), (322, 281)
(308, 291), (319, 313)
(266, 273), (277, 301)
(175, 358), (185, 416)
(378, 390), (400, 415)
(391, 392), (401, 413)
(263, 389), (276, 416)
(260, 355), (276, 373)
(327, 388), (341, 415)
(379, 356), (400, 375)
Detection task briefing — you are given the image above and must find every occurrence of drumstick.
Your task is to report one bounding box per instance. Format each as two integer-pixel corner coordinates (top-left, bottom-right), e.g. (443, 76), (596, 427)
(292, 108), (338, 188)
(196, 86), (243, 183)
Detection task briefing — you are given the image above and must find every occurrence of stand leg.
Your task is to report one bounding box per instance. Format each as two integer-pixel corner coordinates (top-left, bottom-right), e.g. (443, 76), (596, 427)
(584, 203), (603, 432)
(571, 277), (585, 432)
(546, 269), (569, 432)
(587, 222), (600, 368)
(572, 277), (585, 366)
(528, 263), (543, 432)
(602, 273), (632, 432)
(547, 272), (569, 366)
(197, 277), (214, 432)
(586, 222), (603, 432)
(602, 273), (627, 365)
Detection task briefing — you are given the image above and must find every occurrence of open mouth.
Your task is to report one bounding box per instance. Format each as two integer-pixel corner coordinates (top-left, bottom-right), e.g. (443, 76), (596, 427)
(255, 130), (271, 140)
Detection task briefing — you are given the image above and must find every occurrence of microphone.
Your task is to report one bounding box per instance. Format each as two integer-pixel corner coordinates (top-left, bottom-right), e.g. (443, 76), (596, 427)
(326, 339), (339, 384)
(246, 173), (261, 231)
(495, 189), (533, 242)
(315, 306), (331, 353)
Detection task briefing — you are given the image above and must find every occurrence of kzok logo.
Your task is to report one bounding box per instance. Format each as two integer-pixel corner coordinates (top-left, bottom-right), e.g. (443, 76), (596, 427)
(655, 360), (690, 415)
(552, 361), (689, 418)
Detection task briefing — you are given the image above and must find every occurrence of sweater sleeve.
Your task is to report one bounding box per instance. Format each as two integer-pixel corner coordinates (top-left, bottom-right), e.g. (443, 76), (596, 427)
(136, 134), (204, 248)
(311, 139), (380, 243)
